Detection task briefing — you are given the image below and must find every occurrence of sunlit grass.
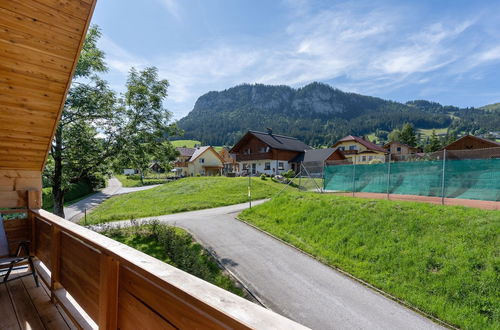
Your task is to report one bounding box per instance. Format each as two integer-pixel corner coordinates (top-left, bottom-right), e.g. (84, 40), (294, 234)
(240, 192), (500, 329)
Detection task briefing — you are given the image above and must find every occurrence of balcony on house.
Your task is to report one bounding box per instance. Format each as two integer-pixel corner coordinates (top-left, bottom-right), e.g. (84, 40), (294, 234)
(0, 1), (305, 329)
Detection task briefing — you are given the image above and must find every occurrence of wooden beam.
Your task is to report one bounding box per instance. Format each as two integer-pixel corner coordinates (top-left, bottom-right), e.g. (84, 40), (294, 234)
(98, 254), (119, 330)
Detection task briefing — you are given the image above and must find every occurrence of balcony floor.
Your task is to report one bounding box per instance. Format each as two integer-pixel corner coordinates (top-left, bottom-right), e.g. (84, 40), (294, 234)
(1, 267), (75, 330)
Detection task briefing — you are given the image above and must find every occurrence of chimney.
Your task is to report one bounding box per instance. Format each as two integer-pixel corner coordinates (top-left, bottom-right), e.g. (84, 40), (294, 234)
(267, 127), (273, 135)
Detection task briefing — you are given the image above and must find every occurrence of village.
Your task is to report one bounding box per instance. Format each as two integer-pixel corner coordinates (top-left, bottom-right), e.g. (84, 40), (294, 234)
(141, 129), (500, 178)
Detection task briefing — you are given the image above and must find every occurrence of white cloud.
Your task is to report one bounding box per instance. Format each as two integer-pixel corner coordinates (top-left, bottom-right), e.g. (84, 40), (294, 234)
(99, 1), (500, 118)
(156, 0), (182, 20)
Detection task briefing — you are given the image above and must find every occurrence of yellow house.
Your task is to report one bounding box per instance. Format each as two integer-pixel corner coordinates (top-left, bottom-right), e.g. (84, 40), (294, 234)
(174, 146), (223, 176)
(332, 135), (387, 164)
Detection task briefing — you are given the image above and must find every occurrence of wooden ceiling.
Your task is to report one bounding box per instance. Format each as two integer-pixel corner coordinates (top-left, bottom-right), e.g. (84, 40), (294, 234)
(0, 0), (97, 171)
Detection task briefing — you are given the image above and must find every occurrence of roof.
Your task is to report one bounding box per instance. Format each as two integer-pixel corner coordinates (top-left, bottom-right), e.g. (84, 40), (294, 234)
(292, 148), (344, 163)
(176, 147), (196, 157)
(188, 146), (224, 163)
(0, 1), (97, 170)
(442, 135), (500, 150)
(231, 130), (311, 153)
(334, 135), (387, 153)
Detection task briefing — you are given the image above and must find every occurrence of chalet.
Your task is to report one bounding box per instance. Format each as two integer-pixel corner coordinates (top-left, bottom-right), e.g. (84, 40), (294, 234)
(439, 135), (500, 159)
(174, 146), (223, 176)
(219, 147), (240, 175)
(383, 141), (422, 161)
(332, 135), (387, 164)
(442, 135), (500, 150)
(0, 2), (301, 328)
(230, 130), (311, 175)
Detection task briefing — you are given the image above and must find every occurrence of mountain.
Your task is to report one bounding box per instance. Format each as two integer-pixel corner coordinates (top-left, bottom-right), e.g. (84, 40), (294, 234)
(177, 82), (500, 146)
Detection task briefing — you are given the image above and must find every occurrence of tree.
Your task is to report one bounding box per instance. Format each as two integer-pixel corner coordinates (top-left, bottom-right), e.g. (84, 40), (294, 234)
(399, 123), (417, 146)
(424, 130), (442, 152)
(44, 25), (120, 217)
(387, 129), (401, 142)
(117, 67), (179, 184)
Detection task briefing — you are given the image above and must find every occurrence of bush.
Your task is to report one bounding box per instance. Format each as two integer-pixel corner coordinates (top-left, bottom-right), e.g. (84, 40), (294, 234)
(42, 179), (94, 210)
(102, 222), (245, 297)
(260, 174), (267, 180)
(282, 169), (295, 179)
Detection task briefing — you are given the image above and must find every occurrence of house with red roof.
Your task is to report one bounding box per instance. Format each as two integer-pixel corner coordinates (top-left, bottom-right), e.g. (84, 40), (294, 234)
(332, 135), (387, 164)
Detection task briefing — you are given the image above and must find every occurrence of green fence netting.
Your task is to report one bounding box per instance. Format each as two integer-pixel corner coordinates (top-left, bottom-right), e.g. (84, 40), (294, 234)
(324, 158), (500, 201)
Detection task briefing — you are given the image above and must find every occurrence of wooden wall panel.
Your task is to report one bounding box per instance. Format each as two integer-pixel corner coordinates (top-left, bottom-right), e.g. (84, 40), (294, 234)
(0, 170), (41, 208)
(35, 218), (52, 269)
(59, 232), (101, 322)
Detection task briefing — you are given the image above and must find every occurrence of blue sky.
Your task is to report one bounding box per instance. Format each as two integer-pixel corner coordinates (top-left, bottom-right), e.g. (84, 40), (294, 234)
(91, 0), (500, 119)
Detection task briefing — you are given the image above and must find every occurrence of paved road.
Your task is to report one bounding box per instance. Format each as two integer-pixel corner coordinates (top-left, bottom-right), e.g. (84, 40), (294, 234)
(64, 177), (161, 222)
(93, 202), (443, 330)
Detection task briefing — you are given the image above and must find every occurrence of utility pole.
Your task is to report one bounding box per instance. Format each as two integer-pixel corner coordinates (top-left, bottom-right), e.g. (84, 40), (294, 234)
(248, 172), (252, 208)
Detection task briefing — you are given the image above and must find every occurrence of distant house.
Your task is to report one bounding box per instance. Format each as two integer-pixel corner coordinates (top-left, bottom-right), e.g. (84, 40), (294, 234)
(291, 148), (346, 172)
(219, 147), (239, 175)
(383, 141), (422, 161)
(440, 135), (500, 159)
(442, 135), (500, 150)
(174, 146), (223, 176)
(332, 135), (387, 164)
(230, 130), (311, 175)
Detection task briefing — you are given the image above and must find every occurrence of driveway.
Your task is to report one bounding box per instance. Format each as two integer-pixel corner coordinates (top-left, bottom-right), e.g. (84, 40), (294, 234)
(64, 177), (161, 222)
(93, 201), (443, 330)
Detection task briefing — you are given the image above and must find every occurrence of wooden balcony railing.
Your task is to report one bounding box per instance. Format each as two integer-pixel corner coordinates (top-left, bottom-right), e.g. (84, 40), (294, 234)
(174, 161), (188, 167)
(0, 192), (306, 329)
(235, 152), (273, 162)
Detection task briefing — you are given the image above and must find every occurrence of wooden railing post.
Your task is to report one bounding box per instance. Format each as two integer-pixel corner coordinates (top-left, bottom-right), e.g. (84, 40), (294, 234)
(50, 226), (62, 302)
(27, 190), (40, 255)
(99, 253), (119, 329)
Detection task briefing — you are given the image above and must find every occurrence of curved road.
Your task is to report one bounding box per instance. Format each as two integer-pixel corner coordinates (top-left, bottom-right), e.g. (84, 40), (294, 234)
(64, 177), (161, 222)
(93, 202), (443, 330)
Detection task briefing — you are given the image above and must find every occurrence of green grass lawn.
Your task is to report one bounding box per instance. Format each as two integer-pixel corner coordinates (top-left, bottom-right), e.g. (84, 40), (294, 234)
(102, 223), (245, 297)
(115, 174), (169, 187)
(86, 176), (282, 224)
(418, 128), (449, 136)
(171, 139), (201, 148)
(240, 193), (500, 329)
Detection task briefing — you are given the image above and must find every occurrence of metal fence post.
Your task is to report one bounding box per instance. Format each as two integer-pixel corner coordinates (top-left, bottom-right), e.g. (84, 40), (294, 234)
(386, 153), (391, 199)
(352, 156), (356, 197)
(440, 149), (447, 205)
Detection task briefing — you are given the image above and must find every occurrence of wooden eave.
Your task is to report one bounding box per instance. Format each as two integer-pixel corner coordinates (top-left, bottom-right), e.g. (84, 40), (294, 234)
(0, 0), (97, 171)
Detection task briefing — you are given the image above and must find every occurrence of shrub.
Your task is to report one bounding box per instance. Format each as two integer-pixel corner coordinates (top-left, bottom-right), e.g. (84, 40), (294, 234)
(282, 169), (295, 179)
(260, 174), (267, 180)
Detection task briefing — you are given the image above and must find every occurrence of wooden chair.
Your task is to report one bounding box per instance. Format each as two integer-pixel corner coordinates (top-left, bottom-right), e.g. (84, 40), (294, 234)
(0, 216), (39, 286)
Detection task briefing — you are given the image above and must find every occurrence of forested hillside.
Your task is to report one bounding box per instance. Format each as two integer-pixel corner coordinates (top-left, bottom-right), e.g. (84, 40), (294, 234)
(177, 82), (500, 146)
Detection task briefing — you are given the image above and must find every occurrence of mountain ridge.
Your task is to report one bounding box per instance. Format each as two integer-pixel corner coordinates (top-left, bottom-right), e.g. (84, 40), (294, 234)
(177, 82), (499, 146)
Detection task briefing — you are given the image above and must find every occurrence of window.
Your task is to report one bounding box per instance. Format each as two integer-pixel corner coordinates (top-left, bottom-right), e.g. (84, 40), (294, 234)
(338, 146), (345, 151)
(244, 148), (251, 155)
(242, 164), (248, 170)
(259, 147), (267, 153)
(278, 162), (284, 170)
(362, 156), (366, 162)
(368, 156), (373, 161)
(396, 147), (401, 152)
(199, 158), (205, 163)
(265, 162), (271, 170)
(349, 145), (357, 150)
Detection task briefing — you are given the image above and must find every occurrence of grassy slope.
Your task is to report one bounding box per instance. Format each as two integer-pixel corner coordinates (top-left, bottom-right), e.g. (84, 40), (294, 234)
(86, 177), (282, 224)
(103, 224), (244, 297)
(418, 128), (448, 136)
(240, 193), (500, 329)
(114, 174), (168, 187)
(171, 140), (201, 148)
